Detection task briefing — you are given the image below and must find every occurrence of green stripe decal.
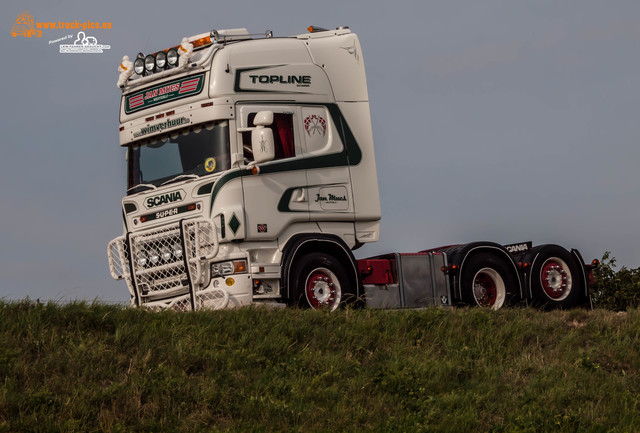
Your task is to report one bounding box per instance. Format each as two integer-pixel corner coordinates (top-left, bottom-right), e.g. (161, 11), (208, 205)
(197, 182), (214, 195)
(209, 170), (250, 213)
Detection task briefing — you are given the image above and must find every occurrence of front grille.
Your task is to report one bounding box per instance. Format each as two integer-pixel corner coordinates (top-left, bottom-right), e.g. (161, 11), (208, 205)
(130, 225), (190, 299)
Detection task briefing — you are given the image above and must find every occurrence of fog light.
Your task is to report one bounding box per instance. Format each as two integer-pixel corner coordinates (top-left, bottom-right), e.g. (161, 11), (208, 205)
(149, 249), (160, 264)
(136, 252), (148, 267)
(173, 243), (183, 259)
(225, 278), (235, 286)
(161, 247), (172, 261)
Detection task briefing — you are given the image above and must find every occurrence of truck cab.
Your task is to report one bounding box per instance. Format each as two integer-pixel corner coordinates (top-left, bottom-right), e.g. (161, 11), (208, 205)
(108, 27), (381, 311)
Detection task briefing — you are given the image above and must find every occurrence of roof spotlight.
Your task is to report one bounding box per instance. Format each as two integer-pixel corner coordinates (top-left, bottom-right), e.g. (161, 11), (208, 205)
(156, 51), (167, 69)
(144, 54), (156, 72)
(167, 48), (179, 67)
(133, 57), (145, 75)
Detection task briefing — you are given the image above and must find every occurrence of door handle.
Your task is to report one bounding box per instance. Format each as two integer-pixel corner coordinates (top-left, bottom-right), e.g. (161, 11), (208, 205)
(291, 188), (307, 202)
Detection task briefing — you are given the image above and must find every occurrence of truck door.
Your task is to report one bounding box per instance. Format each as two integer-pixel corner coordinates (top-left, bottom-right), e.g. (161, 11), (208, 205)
(237, 104), (309, 240)
(299, 105), (355, 223)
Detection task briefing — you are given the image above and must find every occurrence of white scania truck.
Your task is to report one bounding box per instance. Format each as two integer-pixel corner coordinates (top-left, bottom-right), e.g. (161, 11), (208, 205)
(108, 26), (596, 312)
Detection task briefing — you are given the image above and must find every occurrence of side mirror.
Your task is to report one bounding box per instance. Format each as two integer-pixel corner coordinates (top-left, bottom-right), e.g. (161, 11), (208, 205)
(251, 111), (275, 164)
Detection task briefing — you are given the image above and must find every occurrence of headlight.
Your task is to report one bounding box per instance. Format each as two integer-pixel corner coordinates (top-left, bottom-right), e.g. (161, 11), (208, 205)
(144, 54), (155, 72)
(211, 260), (247, 277)
(167, 48), (179, 66)
(210, 263), (222, 276)
(149, 249), (160, 265)
(220, 262), (234, 275)
(134, 57), (145, 75)
(156, 51), (167, 69)
(136, 251), (148, 267)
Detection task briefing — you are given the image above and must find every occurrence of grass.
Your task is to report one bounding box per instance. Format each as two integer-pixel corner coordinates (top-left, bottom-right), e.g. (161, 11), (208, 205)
(1, 301), (639, 432)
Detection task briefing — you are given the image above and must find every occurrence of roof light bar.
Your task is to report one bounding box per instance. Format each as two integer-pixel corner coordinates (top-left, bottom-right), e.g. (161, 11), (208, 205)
(123, 28), (267, 82)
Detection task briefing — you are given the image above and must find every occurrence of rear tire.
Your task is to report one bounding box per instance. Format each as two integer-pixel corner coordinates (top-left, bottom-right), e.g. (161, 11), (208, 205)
(289, 252), (353, 311)
(460, 253), (519, 309)
(530, 246), (583, 309)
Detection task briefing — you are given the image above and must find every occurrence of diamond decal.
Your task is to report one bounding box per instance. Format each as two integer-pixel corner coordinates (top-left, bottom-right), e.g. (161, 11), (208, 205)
(228, 213), (241, 235)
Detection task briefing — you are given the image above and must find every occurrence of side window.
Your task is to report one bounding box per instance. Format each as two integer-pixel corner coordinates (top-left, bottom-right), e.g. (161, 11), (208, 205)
(242, 112), (295, 163)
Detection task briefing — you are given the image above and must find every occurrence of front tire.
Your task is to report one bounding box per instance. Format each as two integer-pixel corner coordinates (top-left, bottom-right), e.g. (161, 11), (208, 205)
(289, 252), (353, 311)
(460, 253), (519, 309)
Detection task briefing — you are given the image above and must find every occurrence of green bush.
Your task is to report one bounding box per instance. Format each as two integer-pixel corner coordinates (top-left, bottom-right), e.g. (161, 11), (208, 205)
(591, 251), (640, 310)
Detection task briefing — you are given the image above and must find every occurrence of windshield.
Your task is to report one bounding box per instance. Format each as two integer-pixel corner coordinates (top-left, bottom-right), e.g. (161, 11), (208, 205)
(127, 121), (230, 192)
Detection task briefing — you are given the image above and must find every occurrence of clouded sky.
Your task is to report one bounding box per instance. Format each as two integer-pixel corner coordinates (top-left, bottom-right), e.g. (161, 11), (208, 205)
(2, 0), (639, 302)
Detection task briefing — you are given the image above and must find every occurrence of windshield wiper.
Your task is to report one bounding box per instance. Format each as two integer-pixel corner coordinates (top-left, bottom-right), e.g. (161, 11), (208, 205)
(160, 174), (200, 186)
(126, 183), (158, 194)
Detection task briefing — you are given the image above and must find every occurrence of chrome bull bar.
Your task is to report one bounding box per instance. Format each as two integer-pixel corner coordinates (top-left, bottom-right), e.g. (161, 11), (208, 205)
(107, 218), (228, 311)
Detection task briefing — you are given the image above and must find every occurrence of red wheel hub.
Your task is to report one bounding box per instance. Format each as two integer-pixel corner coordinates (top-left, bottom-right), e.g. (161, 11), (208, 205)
(541, 260), (568, 299)
(306, 270), (337, 309)
(473, 272), (497, 307)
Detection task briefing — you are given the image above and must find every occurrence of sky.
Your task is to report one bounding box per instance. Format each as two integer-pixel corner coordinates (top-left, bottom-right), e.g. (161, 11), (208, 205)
(1, 0), (639, 303)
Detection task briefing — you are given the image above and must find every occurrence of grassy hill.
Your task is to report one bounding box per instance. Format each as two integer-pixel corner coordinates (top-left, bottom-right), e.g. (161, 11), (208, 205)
(1, 301), (639, 432)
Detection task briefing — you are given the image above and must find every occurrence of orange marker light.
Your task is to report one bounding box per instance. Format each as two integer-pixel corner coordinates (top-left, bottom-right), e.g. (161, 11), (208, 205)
(191, 36), (211, 49)
(307, 26), (328, 33)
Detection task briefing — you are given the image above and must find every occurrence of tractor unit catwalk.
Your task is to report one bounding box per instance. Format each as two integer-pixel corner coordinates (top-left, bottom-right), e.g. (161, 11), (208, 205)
(108, 26), (597, 312)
